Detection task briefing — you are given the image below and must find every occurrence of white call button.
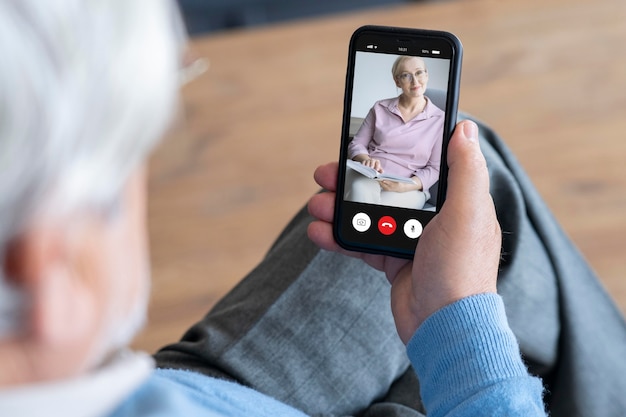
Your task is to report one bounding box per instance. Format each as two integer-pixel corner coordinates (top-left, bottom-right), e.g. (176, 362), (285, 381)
(403, 219), (423, 239)
(352, 212), (371, 232)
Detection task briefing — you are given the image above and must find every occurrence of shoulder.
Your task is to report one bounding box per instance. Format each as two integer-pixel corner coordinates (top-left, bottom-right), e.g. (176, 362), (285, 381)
(375, 97), (399, 108)
(108, 370), (221, 416)
(425, 97), (445, 118)
(363, 97), (397, 120)
(108, 368), (308, 417)
(368, 97), (399, 117)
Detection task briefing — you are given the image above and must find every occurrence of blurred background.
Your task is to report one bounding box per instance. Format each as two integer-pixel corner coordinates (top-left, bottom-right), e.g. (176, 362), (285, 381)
(138, 0), (626, 354)
(177, 0), (433, 34)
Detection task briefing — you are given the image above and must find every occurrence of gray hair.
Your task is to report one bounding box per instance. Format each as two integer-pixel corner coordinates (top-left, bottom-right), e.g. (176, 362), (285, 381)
(0, 0), (185, 336)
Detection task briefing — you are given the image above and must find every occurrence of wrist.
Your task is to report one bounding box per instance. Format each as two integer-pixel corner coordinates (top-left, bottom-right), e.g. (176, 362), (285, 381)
(410, 176), (423, 190)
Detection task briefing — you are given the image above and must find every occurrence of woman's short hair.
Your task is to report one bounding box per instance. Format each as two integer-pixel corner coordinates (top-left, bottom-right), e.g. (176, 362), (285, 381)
(0, 0), (185, 336)
(391, 55), (427, 79)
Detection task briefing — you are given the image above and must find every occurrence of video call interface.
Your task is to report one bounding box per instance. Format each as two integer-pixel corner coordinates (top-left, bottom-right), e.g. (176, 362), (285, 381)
(338, 41), (454, 253)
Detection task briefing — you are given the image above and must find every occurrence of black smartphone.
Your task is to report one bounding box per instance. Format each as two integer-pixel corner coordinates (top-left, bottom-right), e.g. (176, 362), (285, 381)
(333, 25), (463, 259)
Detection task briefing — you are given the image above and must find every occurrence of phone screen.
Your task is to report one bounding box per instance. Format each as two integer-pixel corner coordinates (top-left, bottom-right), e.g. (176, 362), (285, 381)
(334, 26), (462, 258)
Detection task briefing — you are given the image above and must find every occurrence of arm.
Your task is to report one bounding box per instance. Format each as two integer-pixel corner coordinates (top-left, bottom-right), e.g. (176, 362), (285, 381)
(411, 121), (443, 192)
(348, 107), (376, 159)
(409, 294), (545, 416)
(307, 120), (546, 416)
(349, 108), (385, 173)
(379, 175), (423, 192)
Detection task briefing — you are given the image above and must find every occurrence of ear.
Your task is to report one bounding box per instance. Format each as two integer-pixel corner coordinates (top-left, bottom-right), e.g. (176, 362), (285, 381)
(4, 223), (95, 347)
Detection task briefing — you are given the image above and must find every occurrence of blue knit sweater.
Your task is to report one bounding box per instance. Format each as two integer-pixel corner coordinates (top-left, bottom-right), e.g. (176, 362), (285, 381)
(110, 293), (546, 416)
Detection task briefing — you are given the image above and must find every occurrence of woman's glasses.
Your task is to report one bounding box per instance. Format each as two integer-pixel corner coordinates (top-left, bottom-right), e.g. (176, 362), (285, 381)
(397, 70), (427, 83)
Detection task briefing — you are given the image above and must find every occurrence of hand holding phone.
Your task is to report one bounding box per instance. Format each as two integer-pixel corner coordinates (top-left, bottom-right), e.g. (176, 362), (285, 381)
(333, 25), (463, 258)
(308, 120), (501, 342)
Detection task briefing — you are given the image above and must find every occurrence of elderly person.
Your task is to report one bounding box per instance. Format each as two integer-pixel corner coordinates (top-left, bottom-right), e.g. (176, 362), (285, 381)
(346, 56), (444, 209)
(0, 0), (181, 393)
(1, 0), (626, 416)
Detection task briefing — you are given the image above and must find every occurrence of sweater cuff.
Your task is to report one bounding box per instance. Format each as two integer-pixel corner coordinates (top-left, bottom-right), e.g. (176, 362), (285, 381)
(406, 293), (530, 413)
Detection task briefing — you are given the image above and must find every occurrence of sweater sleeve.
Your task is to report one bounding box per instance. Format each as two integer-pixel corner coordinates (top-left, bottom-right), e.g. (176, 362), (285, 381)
(406, 293), (547, 417)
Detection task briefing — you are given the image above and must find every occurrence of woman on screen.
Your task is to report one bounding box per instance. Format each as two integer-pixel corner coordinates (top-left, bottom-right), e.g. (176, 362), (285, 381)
(345, 55), (444, 210)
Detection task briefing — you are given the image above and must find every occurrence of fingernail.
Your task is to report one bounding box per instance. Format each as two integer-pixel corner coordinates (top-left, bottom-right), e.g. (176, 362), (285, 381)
(463, 121), (478, 142)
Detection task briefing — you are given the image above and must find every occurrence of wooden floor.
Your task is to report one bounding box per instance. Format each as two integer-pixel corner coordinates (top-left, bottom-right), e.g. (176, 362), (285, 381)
(132, 0), (626, 353)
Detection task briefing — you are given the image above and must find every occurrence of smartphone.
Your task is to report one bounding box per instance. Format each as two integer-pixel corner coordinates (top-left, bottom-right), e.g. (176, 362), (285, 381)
(333, 25), (463, 258)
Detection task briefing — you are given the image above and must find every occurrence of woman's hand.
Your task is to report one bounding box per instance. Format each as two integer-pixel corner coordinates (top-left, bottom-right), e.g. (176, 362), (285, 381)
(307, 120), (501, 344)
(379, 177), (422, 193)
(353, 154), (383, 173)
(362, 158), (383, 173)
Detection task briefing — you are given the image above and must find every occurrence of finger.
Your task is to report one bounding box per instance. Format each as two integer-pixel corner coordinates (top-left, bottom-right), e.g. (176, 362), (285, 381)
(307, 221), (363, 261)
(313, 162), (339, 192)
(444, 120), (492, 213)
(307, 221), (340, 251)
(362, 253), (410, 281)
(307, 220), (407, 277)
(438, 119), (501, 270)
(307, 191), (335, 223)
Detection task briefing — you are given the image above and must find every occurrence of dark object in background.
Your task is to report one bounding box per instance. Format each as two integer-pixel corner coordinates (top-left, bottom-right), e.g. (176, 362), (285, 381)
(177, 0), (414, 35)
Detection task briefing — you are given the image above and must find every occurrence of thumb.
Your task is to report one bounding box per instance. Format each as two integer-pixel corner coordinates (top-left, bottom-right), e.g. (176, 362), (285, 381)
(396, 120), (500, 337)
(436, 120), (500, 261)
(444, 120), (491, 214)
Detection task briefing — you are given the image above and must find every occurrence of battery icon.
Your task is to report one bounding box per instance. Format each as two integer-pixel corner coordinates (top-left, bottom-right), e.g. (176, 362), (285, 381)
(432, 50), (441, 55)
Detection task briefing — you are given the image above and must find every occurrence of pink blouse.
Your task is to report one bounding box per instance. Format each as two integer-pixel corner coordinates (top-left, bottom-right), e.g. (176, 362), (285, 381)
(348, 96), (444, 191)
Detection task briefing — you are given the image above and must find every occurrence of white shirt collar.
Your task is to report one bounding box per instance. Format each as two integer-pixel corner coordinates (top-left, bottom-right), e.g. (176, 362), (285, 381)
(0, 350), (154, 417)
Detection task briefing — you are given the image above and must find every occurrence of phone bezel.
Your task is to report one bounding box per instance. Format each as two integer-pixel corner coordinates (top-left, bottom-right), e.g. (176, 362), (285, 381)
(333, 25), (463, 259)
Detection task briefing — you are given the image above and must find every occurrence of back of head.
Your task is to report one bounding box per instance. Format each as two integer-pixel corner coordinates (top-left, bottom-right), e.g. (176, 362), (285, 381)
(0, 0), (185, 336)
